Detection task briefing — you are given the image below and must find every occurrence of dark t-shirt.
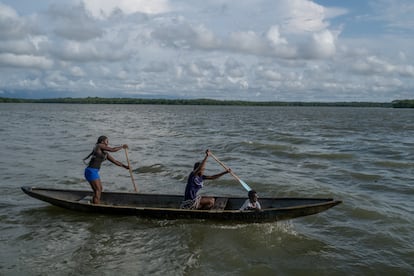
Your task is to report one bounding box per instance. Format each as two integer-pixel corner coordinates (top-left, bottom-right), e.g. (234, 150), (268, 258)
(184, 172), (206, 200)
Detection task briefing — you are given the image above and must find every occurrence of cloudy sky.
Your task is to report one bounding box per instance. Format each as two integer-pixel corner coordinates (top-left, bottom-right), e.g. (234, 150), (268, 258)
(1, 0), (413, 101)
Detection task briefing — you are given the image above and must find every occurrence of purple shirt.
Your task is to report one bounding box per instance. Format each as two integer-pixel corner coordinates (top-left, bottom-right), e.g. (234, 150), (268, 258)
(184, 172), (206, 200)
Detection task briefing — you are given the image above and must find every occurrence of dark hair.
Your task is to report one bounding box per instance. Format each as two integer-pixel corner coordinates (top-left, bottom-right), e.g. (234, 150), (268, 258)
(248, 190), (257, 198)
(97, 135), (108, 144)
(193, 162), (201, 170)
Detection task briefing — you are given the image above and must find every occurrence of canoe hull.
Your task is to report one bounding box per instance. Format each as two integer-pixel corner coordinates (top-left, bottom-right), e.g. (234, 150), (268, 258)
(21, 186), (342, 223)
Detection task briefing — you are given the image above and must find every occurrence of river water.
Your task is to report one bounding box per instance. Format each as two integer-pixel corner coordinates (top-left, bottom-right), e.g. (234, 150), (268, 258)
(0, 103), (413, 275)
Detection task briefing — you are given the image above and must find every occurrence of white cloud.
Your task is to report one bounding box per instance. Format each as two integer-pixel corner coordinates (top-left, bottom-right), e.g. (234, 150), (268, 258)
(70, 66), (85, 77)
(0, 3), (33, 39)
(0, 53), (53, 69)
(257, 67), (283, 82)
(279, 0), (329, 33)
(82, 0), (171, 18)
(53, 40), (129, 62)
(398, 65), (414, 77)
(266, 26), (287, 46)
(224, 58), (245, 78)
(304, 29), (337, 59)
(47, 4), (104, 41)
(0, 0), (413, 101)
(0, 40), (37, 55)
(352, 56), (397, 75)
(89, 79), (96, 87)
(0, 2), (19, 21)
(17, 78), (42, 89)
(193, 25), (219, 49)
(228, 31), (266, 55)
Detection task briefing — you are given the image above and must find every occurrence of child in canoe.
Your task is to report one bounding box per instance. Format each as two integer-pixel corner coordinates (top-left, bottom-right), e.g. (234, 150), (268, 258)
(240, 190), (261, 211)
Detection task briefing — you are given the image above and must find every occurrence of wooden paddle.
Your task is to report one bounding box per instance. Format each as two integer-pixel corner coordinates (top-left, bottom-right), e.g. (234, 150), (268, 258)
(124, 148), (138, 192)
(209, 152), (252, 191)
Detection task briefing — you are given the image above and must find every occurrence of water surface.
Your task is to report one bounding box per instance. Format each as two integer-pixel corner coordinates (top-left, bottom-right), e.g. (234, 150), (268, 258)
(1, 103), (413, 275)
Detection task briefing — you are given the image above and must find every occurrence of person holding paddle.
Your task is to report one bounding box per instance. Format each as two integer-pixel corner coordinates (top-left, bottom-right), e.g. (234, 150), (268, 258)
(83, 136), (129, 204)
(181, 149), (231, 209)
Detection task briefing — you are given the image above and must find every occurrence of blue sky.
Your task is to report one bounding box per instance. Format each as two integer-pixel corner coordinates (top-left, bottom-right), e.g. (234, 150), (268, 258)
(0, 0), (413, 101)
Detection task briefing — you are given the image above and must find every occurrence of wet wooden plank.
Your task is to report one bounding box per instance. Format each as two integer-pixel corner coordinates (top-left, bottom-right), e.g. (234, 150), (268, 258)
(212, 197), (228, 210)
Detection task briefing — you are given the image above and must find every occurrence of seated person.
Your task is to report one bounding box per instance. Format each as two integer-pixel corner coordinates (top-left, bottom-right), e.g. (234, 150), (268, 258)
(181, 149), (230, 209)
(240, 190), (261, 211)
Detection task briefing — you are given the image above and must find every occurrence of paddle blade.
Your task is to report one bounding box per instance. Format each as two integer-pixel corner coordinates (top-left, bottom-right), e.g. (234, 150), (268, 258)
(239, 179), (252, 191)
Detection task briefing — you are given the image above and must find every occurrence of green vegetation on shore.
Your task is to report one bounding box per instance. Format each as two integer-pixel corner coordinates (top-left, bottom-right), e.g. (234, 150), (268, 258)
(0, 97), (413, 108)
(391, 99), (414, 108)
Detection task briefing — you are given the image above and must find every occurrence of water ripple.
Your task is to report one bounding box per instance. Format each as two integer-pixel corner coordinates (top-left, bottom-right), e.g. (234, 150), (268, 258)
(1, 104), (413, 275)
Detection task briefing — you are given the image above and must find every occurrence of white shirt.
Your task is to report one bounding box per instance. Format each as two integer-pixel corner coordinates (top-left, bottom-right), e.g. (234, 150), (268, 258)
(240, 199), (261, 210)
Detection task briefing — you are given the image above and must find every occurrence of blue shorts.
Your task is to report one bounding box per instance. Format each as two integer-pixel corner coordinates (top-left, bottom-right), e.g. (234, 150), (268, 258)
(84, 167), (100, 182)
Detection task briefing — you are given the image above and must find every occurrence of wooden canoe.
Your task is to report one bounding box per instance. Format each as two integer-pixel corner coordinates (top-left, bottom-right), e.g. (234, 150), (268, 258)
(21, 186), (342, 223)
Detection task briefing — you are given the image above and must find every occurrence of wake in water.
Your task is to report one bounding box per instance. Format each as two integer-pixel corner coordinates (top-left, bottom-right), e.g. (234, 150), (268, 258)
(134, 164), (165, 174)
(200, 220), (300, 239)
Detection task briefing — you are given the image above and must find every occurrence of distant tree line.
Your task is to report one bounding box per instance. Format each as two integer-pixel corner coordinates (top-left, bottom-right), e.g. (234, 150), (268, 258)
(391, 99), (414, 108)
(0, 96), (412, 107)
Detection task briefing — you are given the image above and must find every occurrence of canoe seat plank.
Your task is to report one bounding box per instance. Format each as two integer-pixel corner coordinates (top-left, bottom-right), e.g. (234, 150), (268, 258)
(212, 197), (228, 210)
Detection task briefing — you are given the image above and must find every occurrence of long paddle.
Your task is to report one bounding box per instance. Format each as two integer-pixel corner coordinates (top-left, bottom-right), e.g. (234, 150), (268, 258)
(124, 148), (138, 192)
(209, 152), (252, 191)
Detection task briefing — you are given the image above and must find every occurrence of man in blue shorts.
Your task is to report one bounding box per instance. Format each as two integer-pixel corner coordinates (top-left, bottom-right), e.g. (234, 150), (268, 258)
(84, 136), (129, 204)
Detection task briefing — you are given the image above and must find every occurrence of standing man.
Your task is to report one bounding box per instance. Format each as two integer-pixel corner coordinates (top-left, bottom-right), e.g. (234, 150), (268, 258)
(83, 136), (129, 204)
